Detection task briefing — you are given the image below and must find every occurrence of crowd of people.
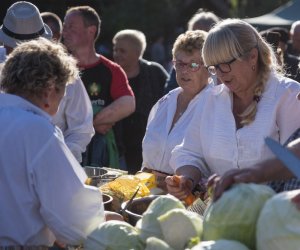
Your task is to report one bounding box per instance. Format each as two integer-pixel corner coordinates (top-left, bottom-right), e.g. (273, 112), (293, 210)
(0, 1), (300, 248)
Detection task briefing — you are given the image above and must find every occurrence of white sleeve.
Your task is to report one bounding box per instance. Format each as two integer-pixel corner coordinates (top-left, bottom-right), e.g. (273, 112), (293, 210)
(277, 81), (300, 144)
(169, 99), (211, 177)
(59, 78), (94, 162)
(32, 130), (104, 245)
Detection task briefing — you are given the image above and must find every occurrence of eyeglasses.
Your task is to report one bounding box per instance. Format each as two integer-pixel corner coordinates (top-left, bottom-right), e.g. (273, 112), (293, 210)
(173, 60), (203, 72)
(206, 58), (237, 75)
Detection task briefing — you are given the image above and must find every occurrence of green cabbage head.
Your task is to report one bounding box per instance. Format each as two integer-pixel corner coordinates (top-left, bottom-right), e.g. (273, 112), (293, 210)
(191, 239), (250, 250)
(84, 220), (144, 250)
(136, 194), (185, 242)
(257, 190), (300, 250)
(145, 237), (174, 250)
(203, 183), (275, 250)
(158, 208), (203, 250)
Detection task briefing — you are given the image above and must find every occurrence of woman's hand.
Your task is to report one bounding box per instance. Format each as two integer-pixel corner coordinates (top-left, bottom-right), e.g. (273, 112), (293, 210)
(207, 168), (262, 201)
(165, 175), (194, 201)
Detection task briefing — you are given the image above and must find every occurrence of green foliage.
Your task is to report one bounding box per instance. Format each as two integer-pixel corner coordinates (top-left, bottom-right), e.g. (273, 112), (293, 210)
(229, 0), (290, 18)
(99, 0), (183, 44)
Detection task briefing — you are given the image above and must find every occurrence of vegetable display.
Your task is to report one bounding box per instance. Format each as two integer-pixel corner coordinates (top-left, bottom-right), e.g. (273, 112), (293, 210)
(84, 183), (300, 250)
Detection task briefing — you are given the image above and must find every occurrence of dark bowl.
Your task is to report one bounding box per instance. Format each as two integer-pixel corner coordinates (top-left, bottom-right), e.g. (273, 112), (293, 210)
(121, 195), (161, 226)
(102, 193), (113, 211)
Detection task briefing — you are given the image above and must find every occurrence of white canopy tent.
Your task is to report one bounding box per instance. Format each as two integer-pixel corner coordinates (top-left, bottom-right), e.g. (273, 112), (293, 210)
(244, 0), (300, 30)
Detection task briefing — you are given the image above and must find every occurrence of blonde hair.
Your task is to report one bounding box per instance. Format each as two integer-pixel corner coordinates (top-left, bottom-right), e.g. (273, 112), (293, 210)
(1, 38), (78, 96)
(112, 29), (147, 58)
(172, 30), (208, 57)
(202, 18), (282, 125)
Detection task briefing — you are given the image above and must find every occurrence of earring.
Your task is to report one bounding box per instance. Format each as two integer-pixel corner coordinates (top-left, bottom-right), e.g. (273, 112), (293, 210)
(252, 65), (256, 71)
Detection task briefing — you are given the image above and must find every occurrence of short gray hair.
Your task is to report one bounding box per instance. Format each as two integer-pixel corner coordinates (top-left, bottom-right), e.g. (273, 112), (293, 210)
(187, 10), (219, 31)
(290, 20), (300, 35)
(112, 29), (147, 57)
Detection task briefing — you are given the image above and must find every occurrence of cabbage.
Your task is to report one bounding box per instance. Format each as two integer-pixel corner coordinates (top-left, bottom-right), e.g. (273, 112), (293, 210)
(158, 208), (203, 250)
(136, 195), (185, 241)
(256, 190), (300, 250)
(84, 220), (144, 250)
(202, 183), (275, 250)
(145, 237), (174, 250)
(191, 239), (250, 250)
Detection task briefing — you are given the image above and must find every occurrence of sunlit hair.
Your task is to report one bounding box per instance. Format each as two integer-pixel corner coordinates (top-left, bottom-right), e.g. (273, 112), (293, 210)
(41, 12), (62, 34)
(66, 6), (101, 41)
(188, 10), (220, 32)
(172, 30), (208, 57)
(202, 18), (282, 126)
(0, 38), (79, 97)
(112, 29), (147, 58)
(290, 20), (300, 35)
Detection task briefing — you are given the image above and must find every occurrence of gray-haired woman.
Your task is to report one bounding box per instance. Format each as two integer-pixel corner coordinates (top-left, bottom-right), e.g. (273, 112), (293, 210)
(0, 38), (119, 248)
(166, 19), (300, 202)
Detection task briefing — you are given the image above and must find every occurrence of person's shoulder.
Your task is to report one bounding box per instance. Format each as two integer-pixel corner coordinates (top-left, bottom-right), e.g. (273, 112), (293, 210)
(140, 59), (167, 71)
(99, 55), (126, 77)
(19, 109), (56, 138)
(65, 77), (82, 91)
(63, 77), (88, 101)
(157, 87), (180, 104)
(100, 55), (122, 69)
(285, 52), (300, 65)
(276, 74), (300, 91)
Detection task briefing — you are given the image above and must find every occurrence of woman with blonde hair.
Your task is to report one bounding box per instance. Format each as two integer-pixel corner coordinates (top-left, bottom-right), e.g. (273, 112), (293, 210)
(166, 19), (300, 201)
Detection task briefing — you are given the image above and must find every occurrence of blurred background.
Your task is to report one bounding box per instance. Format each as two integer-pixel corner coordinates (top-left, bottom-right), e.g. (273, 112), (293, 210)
(0, 0), (297, 62)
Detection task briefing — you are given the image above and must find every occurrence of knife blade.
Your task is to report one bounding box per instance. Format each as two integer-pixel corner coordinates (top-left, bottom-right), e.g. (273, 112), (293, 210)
(265, 137), (300, 179)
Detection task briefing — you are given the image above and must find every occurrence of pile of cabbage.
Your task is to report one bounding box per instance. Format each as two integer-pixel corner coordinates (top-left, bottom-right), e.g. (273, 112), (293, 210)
(202, 183), (300, 250)
(84, 184), (300, 250)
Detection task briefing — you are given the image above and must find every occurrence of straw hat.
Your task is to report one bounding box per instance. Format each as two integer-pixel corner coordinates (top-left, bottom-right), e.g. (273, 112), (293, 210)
(0, 1), (52, 48)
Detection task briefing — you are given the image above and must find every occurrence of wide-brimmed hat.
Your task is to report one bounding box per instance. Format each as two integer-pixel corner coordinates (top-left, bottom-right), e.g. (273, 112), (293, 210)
(0, 1), (52, 48)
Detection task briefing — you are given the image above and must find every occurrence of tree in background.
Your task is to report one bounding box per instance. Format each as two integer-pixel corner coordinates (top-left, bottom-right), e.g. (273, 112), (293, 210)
(0, 0), (292, 58)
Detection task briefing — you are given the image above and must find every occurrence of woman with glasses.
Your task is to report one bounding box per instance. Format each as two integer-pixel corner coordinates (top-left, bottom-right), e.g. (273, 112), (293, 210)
(166, 19), (300, 201)
(141, 30), (212, 191)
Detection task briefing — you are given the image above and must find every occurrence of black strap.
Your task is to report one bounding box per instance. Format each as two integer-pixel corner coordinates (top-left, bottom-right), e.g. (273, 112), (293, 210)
(2, 25), (45, 40)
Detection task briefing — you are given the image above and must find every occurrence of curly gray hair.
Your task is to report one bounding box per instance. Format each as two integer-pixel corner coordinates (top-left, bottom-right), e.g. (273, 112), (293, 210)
(0, 37), (79, 97)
